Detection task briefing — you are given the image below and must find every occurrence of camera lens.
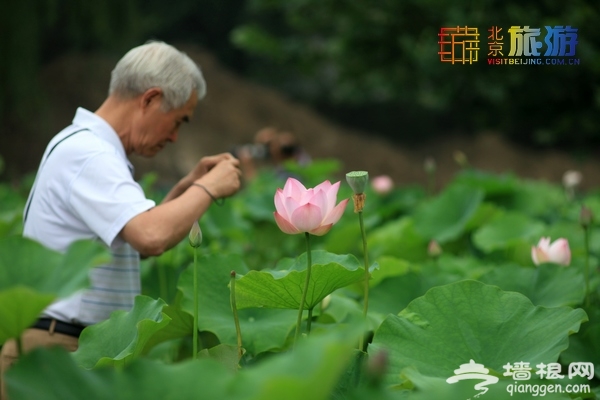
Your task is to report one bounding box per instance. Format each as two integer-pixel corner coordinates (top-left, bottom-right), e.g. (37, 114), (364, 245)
(280, 145), (298, 157)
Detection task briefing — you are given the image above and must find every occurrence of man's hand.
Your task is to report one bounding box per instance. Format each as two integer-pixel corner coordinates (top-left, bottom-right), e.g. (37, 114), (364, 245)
(193, 154), (242, 199)
(187, 153), (237, 182)
(162, 153), (242, 204)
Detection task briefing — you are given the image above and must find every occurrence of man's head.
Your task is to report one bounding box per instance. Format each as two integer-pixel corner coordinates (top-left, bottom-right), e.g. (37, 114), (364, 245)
(109, 41), (206, 110)
(104, 41), (205, 157)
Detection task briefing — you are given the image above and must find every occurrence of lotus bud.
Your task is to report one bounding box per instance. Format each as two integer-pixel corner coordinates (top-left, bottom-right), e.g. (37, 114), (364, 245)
(424, 157), (436, 174)
(453, 151), (469, 168)
(188, 220), (202, 248)
(365, 350), (389, 387)
(428, 240), (442, 258)
(562, 170), (582, 189)
(531, 237), (571, 266)
(321, 294), (332, 311)
(562, 170), (582, 201)
(580, 205), (593, 229)
(346, 171), (369, 194)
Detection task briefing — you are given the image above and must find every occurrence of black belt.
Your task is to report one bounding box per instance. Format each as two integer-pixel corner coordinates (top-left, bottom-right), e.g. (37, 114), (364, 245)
(32, 318), (85, 338)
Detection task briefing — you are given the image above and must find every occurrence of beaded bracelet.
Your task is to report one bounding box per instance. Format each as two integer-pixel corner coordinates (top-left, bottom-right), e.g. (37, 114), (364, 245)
(192, 183), (225, 206)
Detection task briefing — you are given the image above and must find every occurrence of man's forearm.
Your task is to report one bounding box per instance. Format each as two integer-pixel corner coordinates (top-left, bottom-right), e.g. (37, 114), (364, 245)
(121, 183), (213, 256)
(162, 174), (194, 203)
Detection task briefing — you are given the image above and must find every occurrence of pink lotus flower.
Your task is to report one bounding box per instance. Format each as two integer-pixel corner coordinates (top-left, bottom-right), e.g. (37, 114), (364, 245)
(371, 175), (394, 195)
(531, 237), (571, 266)
(274, 178), (349, 236)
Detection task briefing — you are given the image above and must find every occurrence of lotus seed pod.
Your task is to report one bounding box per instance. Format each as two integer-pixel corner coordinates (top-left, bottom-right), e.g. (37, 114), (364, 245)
(346, 171), (369, 194)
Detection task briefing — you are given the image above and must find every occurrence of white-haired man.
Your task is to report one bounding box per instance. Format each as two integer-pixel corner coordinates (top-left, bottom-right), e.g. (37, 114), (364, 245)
(0, 41), (241, 398)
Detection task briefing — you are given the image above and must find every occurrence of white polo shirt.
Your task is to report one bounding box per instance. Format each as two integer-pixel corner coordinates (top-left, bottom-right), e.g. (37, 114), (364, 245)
(23, 108), (155, 325)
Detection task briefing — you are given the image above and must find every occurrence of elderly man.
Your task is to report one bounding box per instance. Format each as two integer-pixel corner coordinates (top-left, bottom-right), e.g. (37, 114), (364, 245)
(0, 41), (241, 398)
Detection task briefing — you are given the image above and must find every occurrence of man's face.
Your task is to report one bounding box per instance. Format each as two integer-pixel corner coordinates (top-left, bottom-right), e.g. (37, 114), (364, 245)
(133, 89), (198, 157)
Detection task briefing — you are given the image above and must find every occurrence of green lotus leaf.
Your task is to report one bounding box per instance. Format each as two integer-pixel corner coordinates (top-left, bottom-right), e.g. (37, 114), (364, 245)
(6, 347), (234, 400)
(0, 236), (110, 345)
(234, 251), (365, 310)
(72, 296), (170, 369)
(369, 280), (587, 393)
(479, 263), (586, 308)
(0, 236), (110, 296)
(368, 217), (428, 262)
(412, 184), (484, 243)
(452, 169), (519, 196)
(198, 343), (242, 373)
(560, 308), (600, 379)
(505, 180), (566, 219)
(399, 367), (571, 400)
(6, 326), (358, 400)
(0, 286), (54, 344)
(473, 212), (546, 253)
(368, 255), (488, 320)
(141, 291), (194, 353)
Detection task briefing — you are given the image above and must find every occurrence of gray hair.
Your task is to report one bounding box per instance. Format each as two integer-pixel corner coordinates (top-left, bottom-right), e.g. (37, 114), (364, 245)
(109, 41), (206, 110)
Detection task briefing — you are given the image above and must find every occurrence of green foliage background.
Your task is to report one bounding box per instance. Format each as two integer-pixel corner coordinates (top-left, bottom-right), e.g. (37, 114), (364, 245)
(1, 0), (599, 165)
(231, 0), (600, 148)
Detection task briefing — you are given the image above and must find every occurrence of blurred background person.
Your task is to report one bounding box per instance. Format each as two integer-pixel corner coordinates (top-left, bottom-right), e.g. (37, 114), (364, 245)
(235, 127), (310, 181)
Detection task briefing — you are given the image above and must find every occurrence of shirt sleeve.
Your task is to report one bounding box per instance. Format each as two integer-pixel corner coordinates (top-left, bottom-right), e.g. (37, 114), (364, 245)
(68, 152), (156, 248)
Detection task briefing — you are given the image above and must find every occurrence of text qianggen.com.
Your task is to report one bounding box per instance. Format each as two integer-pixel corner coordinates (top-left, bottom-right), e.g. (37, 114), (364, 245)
(507, 383), (590, 397)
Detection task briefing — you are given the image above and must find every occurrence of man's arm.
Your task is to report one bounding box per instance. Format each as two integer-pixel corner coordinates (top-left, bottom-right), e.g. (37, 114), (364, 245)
(161, 153), (236, 203)
(121, 156), (241, 256)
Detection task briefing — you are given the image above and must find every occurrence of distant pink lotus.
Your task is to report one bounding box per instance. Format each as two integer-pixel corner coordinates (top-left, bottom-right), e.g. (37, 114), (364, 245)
(274, 178), (349, 236)
(371, 175), (394, 194)
(531, 237), (571, 266)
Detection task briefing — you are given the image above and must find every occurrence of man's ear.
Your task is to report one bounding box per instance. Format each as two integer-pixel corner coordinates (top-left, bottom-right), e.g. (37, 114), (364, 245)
(140, 88), (163, 111)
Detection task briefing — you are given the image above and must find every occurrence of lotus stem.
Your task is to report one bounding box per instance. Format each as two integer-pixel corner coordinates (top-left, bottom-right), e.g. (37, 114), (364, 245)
(427, 170), (435, 197)
(294, 232), (312, 346)
(230, 270), (243, 359)
(359, 210), (370, 351)
(584, 225), (591, 308)
(424, 157), (436, 197)
(193, 248), (199, 359)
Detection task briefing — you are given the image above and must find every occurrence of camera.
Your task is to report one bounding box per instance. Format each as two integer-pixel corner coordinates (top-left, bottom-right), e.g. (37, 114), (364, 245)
(231, 143), (270, 160)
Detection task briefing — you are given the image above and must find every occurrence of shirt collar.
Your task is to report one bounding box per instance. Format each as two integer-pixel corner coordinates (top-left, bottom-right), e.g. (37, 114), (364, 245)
(71, 107), (133, 170)
(73, 107), (127, 159)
